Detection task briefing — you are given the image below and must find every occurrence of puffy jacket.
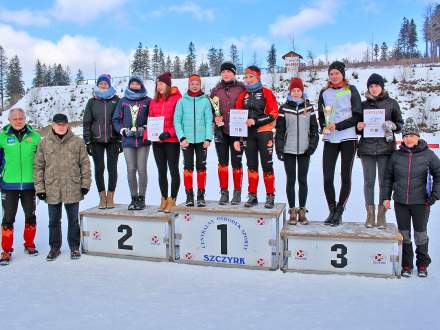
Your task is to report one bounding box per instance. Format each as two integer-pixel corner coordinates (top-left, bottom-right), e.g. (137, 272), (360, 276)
(112, 96), (151, 148)
(210, 80), (246, 135)
(235, 87), (279, 137)
(0, 124), (41, 190)
(174, 93), (213, 143)
(382, 140), (440, 205)
(275, 99), (319, 156)
(318, 83), (362, 143)
(145, 87), (182, 143)
(34, 129), (91, 204)
(357, 92), (404, 156)
(83, 95), (120, 144)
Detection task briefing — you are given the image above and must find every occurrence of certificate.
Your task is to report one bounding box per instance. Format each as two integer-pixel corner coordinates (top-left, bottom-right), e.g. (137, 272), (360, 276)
(229, 109), (248, 137)
(147, 116), (164, 141)
(364, 109), (385, 138)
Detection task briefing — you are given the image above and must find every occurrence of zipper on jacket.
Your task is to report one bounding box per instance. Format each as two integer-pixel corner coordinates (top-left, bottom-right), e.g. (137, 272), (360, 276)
(406, 152), (413, 203)
(296, 104), (299, 154)
(19, 132), (23, 190)
(104, 101), (107, 143)
(193, 97), (196, 143)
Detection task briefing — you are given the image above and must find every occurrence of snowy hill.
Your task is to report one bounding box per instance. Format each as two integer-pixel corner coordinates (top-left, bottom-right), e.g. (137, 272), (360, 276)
(4, 64), (440, 132)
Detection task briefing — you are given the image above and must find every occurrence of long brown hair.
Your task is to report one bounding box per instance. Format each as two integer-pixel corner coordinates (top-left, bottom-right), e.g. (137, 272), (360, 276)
(154, 84), (171, 102)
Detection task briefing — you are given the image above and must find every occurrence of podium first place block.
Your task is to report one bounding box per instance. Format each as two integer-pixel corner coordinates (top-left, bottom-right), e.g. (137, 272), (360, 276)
(281, 222), (403, 278)
(173, 201), (286, 270)
(80, 204), (175, 261)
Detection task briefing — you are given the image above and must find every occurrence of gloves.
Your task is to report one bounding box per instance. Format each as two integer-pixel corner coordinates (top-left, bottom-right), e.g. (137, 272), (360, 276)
(159, 132), (171, 141)
(383, 121), (397, 132)
(118, 142), (123, 153)
(81, 188), (89, 196)
(427, 196), (436, 206)
(303, 148), (314, 156)
(37, 192), (47, 201)
(86, 143), (93, 156)
(135, 126), (145, 137)
(122, 128), (136, 137)
(277, 153), (284, 161)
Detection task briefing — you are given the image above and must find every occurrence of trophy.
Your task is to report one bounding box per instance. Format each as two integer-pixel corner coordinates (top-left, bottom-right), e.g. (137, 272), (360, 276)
(130, 104), (139, 132)
(210, 96), (223, 127)
(323, 105), (334, 134)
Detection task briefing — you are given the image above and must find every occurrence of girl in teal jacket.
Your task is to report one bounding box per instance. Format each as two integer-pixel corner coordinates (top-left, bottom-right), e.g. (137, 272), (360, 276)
(174, 74), (213, 207)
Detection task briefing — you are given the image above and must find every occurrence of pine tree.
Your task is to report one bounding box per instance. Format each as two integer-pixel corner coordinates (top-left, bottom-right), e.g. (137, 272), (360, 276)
(165, 55), (172, 73)
(207, 47), (217, 76)
(75, 69), (84, 84)
(0, 46), (8, 110)
(173, 56), (183, 78)
(198, 62), (210, 77)
(423, 5), (433, 57)
(184, 42), (196, 77)
(42, 64), (52, 86)
(396, 17), (409, 58)
(152, 45), (160, 78)
(215, 48), (224, 75)
(230, 44), (239, 68)
(373, 44), (380, 61)
(32, 60), (45, 87)
(251, 51), (258, 66)
(380, 42), (388, 61)
(159, 48), (165, 73)
(408, 19), (418, 57)
(267, 44), (277, 73)
(142, 46), (150, 80)
(6, 55), (25, 105)
(64, 65), (71, 85)
(131, 42), (145, 78)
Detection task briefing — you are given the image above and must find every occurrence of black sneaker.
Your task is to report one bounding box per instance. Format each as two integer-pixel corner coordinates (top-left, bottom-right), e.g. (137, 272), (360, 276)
(185, 189), (194, 207)
(135, 195), (146, 210)
(244, 193), (258, 208)
(324, 203), (336, 225)
(417, 265), (428, 278)
(0, 251), (11, 266)
(197, 189), (206, 207)
(70, 250), (81, 260)
(264, 193), (275, 209)
(401, 266), (413, 278)
(46, 249), (61, 261)
(230, 189), (241, 205)
(128, 196), (137, 210)
(219, 189), (229, 205)
(24, 246), (39, 256)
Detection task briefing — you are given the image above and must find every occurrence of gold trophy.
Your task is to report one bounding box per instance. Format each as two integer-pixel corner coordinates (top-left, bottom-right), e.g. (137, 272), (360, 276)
(323, 105), (334, 134)
(210, 96), (223, 127)
(130, 104), (139, 132)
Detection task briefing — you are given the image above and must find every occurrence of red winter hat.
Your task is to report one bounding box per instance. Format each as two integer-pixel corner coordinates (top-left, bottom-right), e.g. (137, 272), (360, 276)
(188, 74), (201, 83)
(157, 71), (172, 87)
(289, 77), (304, 92)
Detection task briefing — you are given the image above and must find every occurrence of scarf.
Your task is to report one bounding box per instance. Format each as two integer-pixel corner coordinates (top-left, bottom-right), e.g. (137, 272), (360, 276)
(125, 87), (148, 100)
(93, 86), (117, 100)
(329, 81), (347, 89)
(286, 94), (305, 105)
(245, 81), (263, 93)
(187, 90), (204, 97)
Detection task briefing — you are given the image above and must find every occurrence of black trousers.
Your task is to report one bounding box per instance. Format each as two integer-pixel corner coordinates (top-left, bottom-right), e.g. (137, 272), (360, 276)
(394, 202), (431, 268)
(91, 142), (120, 192)
(245, 131), (274, 173)
(182, 143), (207, 172)
(48, 202), (80, 251)
(153, 142), (181, 198)
(322, 140), (357, 207)
(1, 190), (36, 228)
(215, 131), (243, 169)
(283, 154), (310, 208)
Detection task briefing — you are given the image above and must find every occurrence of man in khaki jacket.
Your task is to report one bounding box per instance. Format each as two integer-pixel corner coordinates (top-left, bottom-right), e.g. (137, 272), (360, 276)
(34, 114), (91, 261)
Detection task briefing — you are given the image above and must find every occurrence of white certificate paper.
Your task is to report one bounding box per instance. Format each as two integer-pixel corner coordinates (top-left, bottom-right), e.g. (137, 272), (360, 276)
(364, 109), (385, 138)
(229, 109), (248, 137)
(147, 116), (164, 141)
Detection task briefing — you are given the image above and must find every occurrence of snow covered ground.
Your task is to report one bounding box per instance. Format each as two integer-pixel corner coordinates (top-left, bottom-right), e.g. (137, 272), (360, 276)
(1, 127), (439, 330)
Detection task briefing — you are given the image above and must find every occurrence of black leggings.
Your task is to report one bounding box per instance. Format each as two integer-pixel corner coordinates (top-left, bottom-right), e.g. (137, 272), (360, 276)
(91, 142), (119, 192)
(153, 142), (181, 198)
(2, 190), (36, 228)
(215, 132), (243, 169)
(283, 154), (310, 208)
(245, 131), (274, 173)
(322, 140), (357, 207)
(183, 143), (207, 171)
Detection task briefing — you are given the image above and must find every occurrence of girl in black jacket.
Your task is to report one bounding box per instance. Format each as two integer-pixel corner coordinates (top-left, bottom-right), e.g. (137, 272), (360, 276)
(275, 78), (319, 225)
(382, 118), (440, 277)
(357, 73), (403, 229)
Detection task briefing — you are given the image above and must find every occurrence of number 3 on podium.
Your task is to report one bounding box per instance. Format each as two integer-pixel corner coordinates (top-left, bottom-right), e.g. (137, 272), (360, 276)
(331, 243), (348, 268)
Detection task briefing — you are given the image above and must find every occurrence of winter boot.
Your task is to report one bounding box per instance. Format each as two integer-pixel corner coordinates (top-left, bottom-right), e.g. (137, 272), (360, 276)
(185, 190), (194, 207)
(287, 208), (298, 225)
(401, 266), (413, 278)
(98, 191), (107, 209)
(164, 197), (176, 213)
(128, 196), (137, 210)
(417, 265), (428, 277)
(264, 193), (275, 209)
(244, 193), (258, 208)
(159, 197), (168, 212)
(0, 251), (11, 266)
(298, 207), (309, 225)
(364, 205), (375, 228)
(376, 205), (387, 229)
(106, 191), (115, 209)
(231, 190), (241, 205)
(197, 189), (206, 207)
(219, 189), (229, 205)
(24, 246), (39, 256)
(46, 249), (60, 261)
(136, 195), (146, 210)
(324, 203), (336, 225)
(331, 204), (344, 227)
(70, 250), (81, 260)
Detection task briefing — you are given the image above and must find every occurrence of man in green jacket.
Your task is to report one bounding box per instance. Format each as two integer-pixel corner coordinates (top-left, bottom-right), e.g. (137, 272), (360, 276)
(0, 108), (41, 265)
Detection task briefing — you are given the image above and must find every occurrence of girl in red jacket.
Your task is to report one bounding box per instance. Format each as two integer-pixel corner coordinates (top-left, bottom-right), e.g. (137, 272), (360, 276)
(235, 66), (279, 208)
(145, 72), (182, 212)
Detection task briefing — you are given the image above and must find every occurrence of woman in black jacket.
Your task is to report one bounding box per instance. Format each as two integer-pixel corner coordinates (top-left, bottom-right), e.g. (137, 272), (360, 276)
(275, 78), (319, 225)
(83, 74), (120, 209)
(357, 73), (403, 229)
(382, 118), (440, 278)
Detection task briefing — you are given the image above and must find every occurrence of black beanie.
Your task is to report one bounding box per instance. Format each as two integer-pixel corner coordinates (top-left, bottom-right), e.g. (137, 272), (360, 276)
(328, 61), (345, 78)
(220, 61), (237, 74)
(367, 73), (385, 89)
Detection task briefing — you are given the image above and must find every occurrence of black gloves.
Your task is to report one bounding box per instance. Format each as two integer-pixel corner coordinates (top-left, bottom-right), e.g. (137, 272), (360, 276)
(81, 188), (89, 196)
(277, 153), (284, 161)
(86, 143), (93, 156)
(158, 132), (171, 141)
(118, 142), (123, 153)
(427, 196), (437, 206)
(37, 192), (47, 201)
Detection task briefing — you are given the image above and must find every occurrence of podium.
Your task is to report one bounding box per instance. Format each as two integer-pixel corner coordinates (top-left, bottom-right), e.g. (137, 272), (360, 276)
(173, 201), (285, 270)
(281, 222), (403, 278)
(80, 205), (175, 261)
